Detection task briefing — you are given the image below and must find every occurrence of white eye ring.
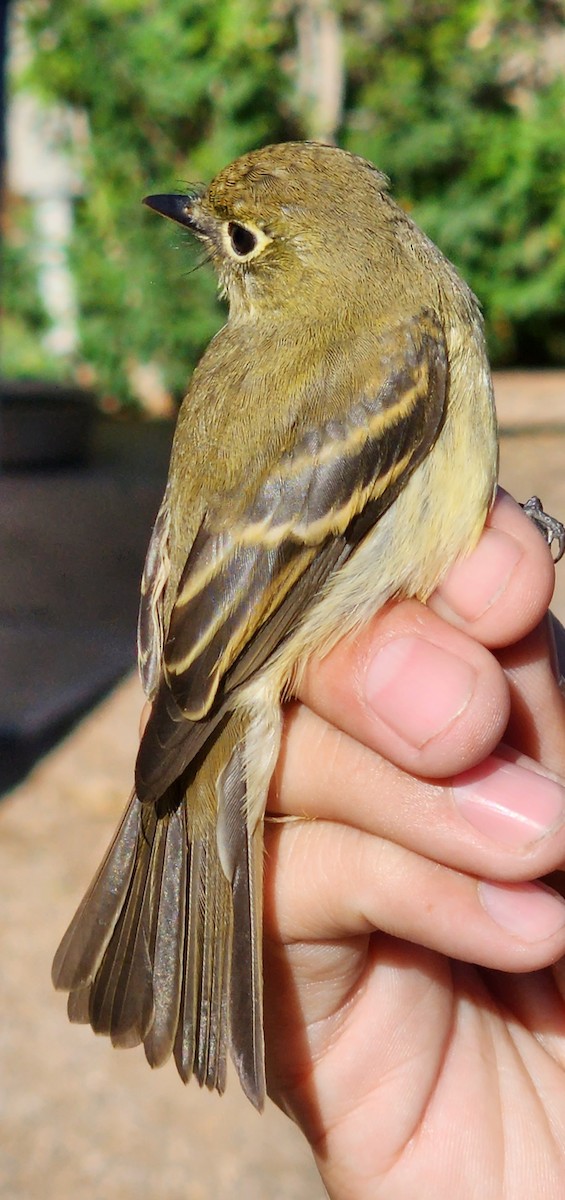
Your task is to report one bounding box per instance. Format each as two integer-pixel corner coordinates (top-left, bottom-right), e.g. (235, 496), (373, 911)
(222, 220), (271, 261)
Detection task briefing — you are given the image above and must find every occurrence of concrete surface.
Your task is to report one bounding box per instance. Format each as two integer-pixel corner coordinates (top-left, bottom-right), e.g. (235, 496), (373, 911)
(495, 369), (565, 431)
(0, 374), (564, 1199)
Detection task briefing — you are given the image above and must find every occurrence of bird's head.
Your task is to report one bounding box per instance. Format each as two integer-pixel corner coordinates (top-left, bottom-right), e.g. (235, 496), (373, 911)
(144, 142), (393, 320)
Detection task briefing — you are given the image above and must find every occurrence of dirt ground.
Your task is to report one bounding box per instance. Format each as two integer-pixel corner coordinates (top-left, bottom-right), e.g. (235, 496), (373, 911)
(1, 373), (564, 1200)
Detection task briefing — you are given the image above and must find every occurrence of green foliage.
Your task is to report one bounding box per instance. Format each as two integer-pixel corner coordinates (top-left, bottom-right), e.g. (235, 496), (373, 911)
(10, 0), (565, 404)
(1, 203), (68, 379)
(18, 0), (298, 405)
(341, 0), (565, 363)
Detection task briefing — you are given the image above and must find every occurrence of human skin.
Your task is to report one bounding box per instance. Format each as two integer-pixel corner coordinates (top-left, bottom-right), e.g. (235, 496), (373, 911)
(263, 489), (565, 1199)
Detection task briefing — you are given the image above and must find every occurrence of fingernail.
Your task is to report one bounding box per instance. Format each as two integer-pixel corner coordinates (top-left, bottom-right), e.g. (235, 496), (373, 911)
(436, 529), (523, 622)
(365, 637), (475, 748)
(479, 880), (565, 941)
(453, 757), (564, 849)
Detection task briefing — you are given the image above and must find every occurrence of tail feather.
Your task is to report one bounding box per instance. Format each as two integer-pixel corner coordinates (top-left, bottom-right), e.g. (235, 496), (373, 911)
(52, 712), (267, 1109)
(52, 795), (139, 992)
(173, 834), (202, 1083)
(87, 805), (159, 1046)
(143, 805), (186, 1067)
(194, 833), (231, 1091)
(217, 740), (266, 1108)
(229, 820), (265, 1108)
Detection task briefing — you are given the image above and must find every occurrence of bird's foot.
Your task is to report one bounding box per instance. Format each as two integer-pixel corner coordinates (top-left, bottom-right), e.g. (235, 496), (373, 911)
(521, 496), (565, 563)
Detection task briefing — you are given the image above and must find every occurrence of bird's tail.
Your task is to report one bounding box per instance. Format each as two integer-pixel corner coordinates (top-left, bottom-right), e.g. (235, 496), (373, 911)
(51, 712), (266, 1109)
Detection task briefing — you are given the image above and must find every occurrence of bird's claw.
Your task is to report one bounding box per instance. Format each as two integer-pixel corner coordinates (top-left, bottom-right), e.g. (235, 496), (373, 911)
(521, 496), (565, 563)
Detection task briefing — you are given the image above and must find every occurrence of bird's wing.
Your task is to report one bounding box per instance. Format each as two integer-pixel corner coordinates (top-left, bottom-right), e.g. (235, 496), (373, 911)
(137, 485), (171, 700)
(136, 310), (447, 799)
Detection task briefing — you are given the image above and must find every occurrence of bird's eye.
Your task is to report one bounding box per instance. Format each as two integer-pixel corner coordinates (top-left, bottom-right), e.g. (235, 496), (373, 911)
(228, 222), (258, 257)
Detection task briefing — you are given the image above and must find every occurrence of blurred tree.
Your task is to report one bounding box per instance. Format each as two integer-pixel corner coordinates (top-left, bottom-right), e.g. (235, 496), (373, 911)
(295, 0), (345, 141)
(8, 0), (565, 406)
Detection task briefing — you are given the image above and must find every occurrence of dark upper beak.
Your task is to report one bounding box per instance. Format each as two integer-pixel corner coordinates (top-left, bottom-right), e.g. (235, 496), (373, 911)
(142, 193), (198, 229)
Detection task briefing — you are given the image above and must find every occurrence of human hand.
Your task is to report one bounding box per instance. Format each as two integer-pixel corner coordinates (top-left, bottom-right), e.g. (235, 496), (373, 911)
(264, 489), (565, 1199)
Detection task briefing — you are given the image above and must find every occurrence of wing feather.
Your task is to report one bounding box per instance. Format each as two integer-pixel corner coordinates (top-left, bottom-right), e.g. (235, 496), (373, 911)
(136, 312), (447, 801)
(166, 317), (446, 713)
(138, 488), (171, 699)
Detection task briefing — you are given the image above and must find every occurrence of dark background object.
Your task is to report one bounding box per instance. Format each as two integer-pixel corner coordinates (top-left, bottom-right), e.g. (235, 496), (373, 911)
(0, 413), (173, 791)
(0, 379), (96, 468)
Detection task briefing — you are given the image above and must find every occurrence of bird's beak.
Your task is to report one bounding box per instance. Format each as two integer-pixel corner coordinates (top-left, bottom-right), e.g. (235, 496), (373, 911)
(142, 193), (199, 230)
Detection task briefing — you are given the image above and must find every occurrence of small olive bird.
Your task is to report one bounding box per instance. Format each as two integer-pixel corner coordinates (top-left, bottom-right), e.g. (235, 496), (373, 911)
(52, 141), (499, 1109)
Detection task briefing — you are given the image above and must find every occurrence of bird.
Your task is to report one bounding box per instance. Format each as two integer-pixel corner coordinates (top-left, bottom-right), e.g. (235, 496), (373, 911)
(52, 140), (498, 1111)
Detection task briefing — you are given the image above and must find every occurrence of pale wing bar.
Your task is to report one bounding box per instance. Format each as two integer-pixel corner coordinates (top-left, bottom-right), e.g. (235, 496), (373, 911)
(165, 327), (446, 714)
(135, 317), (447, 802)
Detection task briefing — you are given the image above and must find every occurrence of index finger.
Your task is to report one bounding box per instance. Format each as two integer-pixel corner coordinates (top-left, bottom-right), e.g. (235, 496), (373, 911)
(430, 488), (557, 647)
(294, 489), (553, 779)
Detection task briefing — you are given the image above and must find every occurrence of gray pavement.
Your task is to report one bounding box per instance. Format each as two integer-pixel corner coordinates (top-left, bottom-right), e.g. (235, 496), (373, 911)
(0, 374), (564, 1198)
